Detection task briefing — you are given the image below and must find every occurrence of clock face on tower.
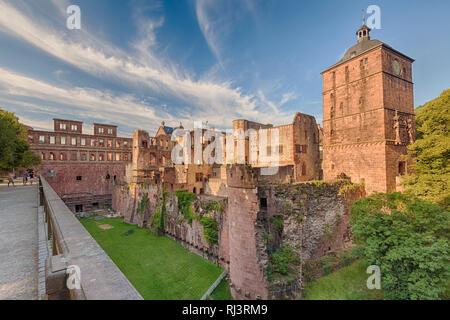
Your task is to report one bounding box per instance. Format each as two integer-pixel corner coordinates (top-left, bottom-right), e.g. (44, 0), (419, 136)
(392, 59), (401, 75)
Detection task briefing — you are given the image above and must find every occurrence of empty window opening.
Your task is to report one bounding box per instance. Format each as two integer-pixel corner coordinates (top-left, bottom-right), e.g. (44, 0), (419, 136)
(75, 205), (83, 213)
(260, 198), (268, 209)
(398, 161), (406, 176)
(76, 176), (82, 181)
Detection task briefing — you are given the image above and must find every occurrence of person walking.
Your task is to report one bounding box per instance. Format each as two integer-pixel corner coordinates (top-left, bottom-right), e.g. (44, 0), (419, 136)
(7, 171), (15, 187)
(23, 170), (29, 185)
(29, 170), (35, 185)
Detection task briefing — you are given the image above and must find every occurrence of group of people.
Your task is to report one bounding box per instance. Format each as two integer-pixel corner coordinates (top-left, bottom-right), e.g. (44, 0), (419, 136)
(22, 169), (36, 185)
(6, 169), (36, 187)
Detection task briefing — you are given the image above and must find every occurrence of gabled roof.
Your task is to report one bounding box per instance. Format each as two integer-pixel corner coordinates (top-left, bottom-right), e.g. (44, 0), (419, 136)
(162, 126), (174, 135)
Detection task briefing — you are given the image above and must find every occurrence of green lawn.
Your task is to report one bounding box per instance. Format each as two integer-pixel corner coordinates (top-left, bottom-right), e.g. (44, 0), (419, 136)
(80, 216), (228, 300)
(208, 277), (233, 300)
(302, 260), (384, 300)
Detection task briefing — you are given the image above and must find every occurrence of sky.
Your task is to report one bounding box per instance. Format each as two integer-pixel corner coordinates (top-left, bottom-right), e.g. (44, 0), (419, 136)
(0, 0), (449, 137)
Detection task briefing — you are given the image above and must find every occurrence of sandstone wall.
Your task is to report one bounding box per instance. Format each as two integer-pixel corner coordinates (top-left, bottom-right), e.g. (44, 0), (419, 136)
(112, 184), (230, 269)
(254, 179), (365, 299)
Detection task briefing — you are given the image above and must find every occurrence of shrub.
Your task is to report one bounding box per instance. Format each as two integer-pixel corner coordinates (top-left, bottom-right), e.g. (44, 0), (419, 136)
(175, 190), (196, 223)
(350, 192), (449, 300)
(200, 216), (218, 245)
(269, 245), (300, 276)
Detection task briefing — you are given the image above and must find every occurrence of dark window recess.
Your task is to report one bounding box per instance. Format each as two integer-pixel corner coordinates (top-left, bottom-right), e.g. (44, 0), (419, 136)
(398, 161), (406, 176)
(75, 205), (83, 213)
(76, 176), (82, 181)
(106, 174), (111, 180)
(92, 202), (99, 209)
(260, 198), (268, 209)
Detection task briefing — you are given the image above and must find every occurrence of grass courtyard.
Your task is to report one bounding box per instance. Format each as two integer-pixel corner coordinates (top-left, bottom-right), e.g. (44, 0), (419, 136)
(80, 216), (232, 300)
(301, 260), (384, 300)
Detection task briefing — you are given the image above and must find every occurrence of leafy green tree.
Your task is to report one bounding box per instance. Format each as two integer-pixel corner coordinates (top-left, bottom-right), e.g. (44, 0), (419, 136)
(403, 89), (450, 209)
(0, 109), (41, 171)
(350, 192), (449, 300)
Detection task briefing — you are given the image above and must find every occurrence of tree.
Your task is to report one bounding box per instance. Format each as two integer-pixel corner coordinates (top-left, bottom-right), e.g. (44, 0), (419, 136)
(350, 192), (449, 300)
(0, 109), (41, 171)
(403, 89), (450, 209)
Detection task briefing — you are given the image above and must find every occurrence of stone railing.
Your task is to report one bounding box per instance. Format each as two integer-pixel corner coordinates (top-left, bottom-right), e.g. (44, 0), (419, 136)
(39, 176), (143, 300)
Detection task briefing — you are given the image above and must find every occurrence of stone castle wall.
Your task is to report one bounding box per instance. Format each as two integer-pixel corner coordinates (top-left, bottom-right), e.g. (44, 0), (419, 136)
(111, 165), (365, 300)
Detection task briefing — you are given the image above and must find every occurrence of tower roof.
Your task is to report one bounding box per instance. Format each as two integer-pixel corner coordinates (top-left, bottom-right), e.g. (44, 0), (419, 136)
(321, 22), (414, 74)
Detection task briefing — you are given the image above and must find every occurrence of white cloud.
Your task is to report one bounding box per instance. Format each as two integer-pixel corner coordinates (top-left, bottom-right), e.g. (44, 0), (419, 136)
(0, 0), (295, 131)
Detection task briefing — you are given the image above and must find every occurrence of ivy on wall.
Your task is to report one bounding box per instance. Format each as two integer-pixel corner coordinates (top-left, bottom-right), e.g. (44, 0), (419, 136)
(136, 193), (149, 216)
(175, 190), (221, 245)
(175, 190), (196, 224)
(150, 187), (167, 236)
(199, 216), (218, 245)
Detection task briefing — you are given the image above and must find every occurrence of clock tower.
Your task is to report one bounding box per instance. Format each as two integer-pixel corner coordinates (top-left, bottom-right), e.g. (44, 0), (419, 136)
(321, 23), (415, 194)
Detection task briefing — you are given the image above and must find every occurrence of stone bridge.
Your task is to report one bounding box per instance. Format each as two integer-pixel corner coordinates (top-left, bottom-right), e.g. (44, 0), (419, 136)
(0, 178), (142, 300)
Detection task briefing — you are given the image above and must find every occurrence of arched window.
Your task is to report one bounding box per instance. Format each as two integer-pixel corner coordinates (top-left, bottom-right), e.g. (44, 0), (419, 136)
(41, 153), (45, 160)
(49, 152), (55, 160)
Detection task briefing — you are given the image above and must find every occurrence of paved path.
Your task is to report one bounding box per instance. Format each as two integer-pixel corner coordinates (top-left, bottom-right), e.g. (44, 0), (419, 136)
(0, 184), (38, 300)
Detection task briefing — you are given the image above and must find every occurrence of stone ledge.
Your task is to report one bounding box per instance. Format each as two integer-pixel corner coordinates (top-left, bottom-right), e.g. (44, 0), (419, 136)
(40, 176), (143, 300)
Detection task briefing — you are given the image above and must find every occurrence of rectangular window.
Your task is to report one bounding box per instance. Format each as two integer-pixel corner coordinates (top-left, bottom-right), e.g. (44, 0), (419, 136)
(71, 124), (78, 131)
(99, 139), (105, 147)
(99, 127), (104, 134)
(81, 153), (86, 161)
(115, 153), (120, 161)
(278, 145), (284, 154)
(61, 136), (66, 145)
(91, 139), (96, 147)
(107, 140), (113, 147)
(59, 123), (66, 130)
(72, 153), (77, 161)
(195, 173), (203, 182)
(266, 146), (271, 156)
(50, 136), (55, 144)
(39, 136), (45, 144)
(108, 128), (113, 134)
(123, 153), (128, 161)
(295, 144), (308, 153)
(365, 58), (368, 64)
(81, 138), (86, 146)
(124, 141), (128, 147)
(76, 176), (82, 181)
(90, 153), (96, 161)
(71, 137), (76, 145)
(107, 153), (113, 161)
(115, 140), (120, 148)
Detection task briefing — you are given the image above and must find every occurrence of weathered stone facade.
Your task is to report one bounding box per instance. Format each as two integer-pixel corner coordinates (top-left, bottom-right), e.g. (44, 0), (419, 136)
(321, 24), (415, 194)
(112, 164), (364, 300)
(232, 112), (321, 182)
(27, 119), (132, 212)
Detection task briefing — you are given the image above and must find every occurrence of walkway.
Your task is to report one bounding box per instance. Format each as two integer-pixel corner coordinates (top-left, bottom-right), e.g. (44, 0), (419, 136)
(0, 183), (38, 300)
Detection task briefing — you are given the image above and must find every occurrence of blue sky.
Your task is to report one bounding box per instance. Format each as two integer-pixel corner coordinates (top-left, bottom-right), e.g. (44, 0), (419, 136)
(0, 0), (449, 136)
